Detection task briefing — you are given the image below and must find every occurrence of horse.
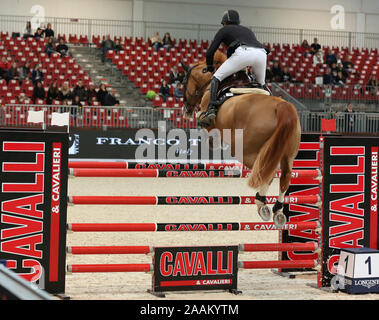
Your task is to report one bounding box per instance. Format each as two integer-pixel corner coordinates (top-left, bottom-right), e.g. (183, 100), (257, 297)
(180, 50), (301, 227)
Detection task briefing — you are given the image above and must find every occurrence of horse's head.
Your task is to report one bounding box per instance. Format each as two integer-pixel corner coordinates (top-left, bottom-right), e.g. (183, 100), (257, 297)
(181, 51), (226, 119)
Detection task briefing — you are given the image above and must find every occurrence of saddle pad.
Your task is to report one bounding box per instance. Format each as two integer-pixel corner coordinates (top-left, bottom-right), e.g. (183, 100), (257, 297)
(230, 88), (270, 95)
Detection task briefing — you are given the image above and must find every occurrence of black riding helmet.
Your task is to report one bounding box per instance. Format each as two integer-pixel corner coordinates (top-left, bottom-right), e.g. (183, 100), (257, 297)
(221, 10), (240, 25)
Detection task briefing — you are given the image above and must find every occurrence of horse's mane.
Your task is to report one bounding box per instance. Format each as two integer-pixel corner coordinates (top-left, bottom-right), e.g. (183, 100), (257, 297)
(199, 50), (227, 66)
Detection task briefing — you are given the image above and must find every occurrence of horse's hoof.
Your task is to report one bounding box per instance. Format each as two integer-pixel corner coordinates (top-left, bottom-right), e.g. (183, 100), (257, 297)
(273, 211), (287, 228)
(259, 205), (272, 221)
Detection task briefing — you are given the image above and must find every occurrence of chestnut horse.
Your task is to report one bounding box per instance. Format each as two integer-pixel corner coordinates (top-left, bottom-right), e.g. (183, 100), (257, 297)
(181, 51), (301, 227)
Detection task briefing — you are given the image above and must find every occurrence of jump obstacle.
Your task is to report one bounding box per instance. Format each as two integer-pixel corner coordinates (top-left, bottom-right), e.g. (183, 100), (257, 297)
(65, 145), (323, 289)
(69, 167), (321, 179)
(3, 130), (378, 295)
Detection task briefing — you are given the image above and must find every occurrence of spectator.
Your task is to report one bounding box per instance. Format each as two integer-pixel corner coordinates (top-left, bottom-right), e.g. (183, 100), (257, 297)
(46, 81), (60, 104)
(271, 61), (283, 82)
(43, 23), (54, 39)
(331, 69), (341, 86)
(162, 32), (174, 52)
(310, 37), (321, 55)
(367, 75), (378, 95)
(73, 80), (89, 102)
(159, 79), (170, 102)
(325, 51), (337, 67)
(18, 61), (31, 82)
(337, 62), (349, 79)
(323, 67), (333, 85)
(23, 21), (33, 39)
(100, 35), (114, 62)
(0, 56), (11, 79)
(31, 63), (43, 84)
(265, 67), (273, 83)
(56, 38), (69, 57)
(87, 83), (98, 104)
(169, 65), (184, 87)
(299, 39), (310, 57)
(343, 56), (354, 71)
(34, 28), (43, 39)
(104, 88), (120, 106)
(173, 83), (184, 100)
(73, 95), (83, 107)
(45, 37), (56, 57)
(33, 81), (45, 103)
(313, 51), (324, 66)
(59, 81), (72, 101)
(335, 53), (343, 65)
(114, 39), (123, 53)
(330, 62), (338, 73)
(96, 83), (108, 105)
(344, 103), (355, 132)
(337, 71), (346, 86)
(282, 67), (292, 83)
(7, 62), (20, 82)
(151, 32), (163, 52)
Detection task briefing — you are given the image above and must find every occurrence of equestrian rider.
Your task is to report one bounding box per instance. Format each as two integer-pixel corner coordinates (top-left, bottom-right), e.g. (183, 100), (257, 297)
(199, 9), (271, 127)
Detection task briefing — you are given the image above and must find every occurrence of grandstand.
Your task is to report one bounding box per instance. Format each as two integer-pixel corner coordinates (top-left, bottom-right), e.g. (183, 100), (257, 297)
(0, 1), (378, 132)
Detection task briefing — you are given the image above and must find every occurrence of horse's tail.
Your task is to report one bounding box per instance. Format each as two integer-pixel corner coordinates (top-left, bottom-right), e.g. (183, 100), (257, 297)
(248, 101), (298, 189)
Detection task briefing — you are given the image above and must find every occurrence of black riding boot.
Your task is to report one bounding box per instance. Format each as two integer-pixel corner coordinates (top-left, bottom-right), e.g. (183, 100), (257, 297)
(262, 83), (273, 96)
(198, 77), (220, 127)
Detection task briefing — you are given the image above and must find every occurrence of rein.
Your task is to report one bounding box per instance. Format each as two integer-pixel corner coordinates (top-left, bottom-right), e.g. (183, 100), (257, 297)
(182, 63), (212, 109)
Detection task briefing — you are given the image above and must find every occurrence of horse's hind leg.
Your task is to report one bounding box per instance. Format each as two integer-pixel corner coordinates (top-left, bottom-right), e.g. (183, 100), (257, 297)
(272, 156), (294, 227)
(255, 180), (274, 221)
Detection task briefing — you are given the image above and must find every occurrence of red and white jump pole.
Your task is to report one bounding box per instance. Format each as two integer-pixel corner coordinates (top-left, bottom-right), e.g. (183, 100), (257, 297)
(67, 263), (153, 273)
(69, 168), (321, 179)
(66, 260), (318, 273)
(68, 195), (321, 205)
(239, 242), (318, 252)
(66, 242), (318, 255)
(238, 260), (318, 270)
(67, 245), (153, 255)
(67, 221), (320, 232)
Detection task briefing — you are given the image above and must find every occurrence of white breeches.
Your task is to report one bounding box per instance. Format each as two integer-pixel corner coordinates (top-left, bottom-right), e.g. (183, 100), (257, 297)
(213, 46), (267, 85)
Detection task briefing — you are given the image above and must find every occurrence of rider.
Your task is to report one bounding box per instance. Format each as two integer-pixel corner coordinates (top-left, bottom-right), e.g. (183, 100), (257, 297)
(199, 9), (271, 127)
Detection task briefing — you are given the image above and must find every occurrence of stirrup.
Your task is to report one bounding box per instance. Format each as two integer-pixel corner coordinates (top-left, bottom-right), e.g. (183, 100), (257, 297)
(198, 109), (216, 127)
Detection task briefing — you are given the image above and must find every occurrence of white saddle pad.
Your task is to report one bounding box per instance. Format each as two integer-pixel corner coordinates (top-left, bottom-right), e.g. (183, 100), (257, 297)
(230, 88), (270, 95)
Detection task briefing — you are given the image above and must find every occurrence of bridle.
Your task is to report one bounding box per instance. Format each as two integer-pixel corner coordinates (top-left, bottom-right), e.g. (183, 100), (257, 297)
(182, 63), (212, 114)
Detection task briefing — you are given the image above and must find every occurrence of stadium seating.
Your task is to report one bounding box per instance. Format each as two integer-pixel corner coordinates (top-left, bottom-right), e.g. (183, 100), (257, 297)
(0, 31), (378, 129)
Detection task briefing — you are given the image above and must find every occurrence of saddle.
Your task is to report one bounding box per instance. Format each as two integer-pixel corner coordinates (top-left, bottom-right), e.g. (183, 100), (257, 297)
(215, 71), (262, 104)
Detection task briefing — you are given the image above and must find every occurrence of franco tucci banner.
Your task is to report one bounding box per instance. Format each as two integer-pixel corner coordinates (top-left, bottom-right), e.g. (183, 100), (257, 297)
(0, 129), (68, 294)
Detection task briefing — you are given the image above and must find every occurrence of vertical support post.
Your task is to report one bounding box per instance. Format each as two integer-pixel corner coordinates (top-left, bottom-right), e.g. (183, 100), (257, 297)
(317, 135), (324, 287)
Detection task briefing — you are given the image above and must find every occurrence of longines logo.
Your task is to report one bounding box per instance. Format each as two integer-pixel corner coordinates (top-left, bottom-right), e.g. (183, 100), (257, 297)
(69, 134), (79, 155)
(354, 279), (379, 289)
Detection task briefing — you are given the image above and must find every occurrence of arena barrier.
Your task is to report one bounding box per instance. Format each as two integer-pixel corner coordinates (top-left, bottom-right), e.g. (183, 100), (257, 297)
(68, 195), (321, 205)
(69, 168), (321, 179)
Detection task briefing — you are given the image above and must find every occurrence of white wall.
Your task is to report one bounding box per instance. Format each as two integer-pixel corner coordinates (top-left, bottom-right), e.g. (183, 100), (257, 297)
(0, 0), (378, 33)
(142, 0), (379, 33)
(1, 0), (133, 20)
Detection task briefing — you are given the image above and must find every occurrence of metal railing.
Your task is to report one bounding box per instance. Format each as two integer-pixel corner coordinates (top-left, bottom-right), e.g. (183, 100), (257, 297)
(1, 14), (378, 50)
(1, 104), (378, 134)
(273, 83), (379, 112)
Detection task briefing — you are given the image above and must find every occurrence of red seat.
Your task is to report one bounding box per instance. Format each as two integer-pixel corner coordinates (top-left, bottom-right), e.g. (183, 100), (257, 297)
(69, 34), (79, 44)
